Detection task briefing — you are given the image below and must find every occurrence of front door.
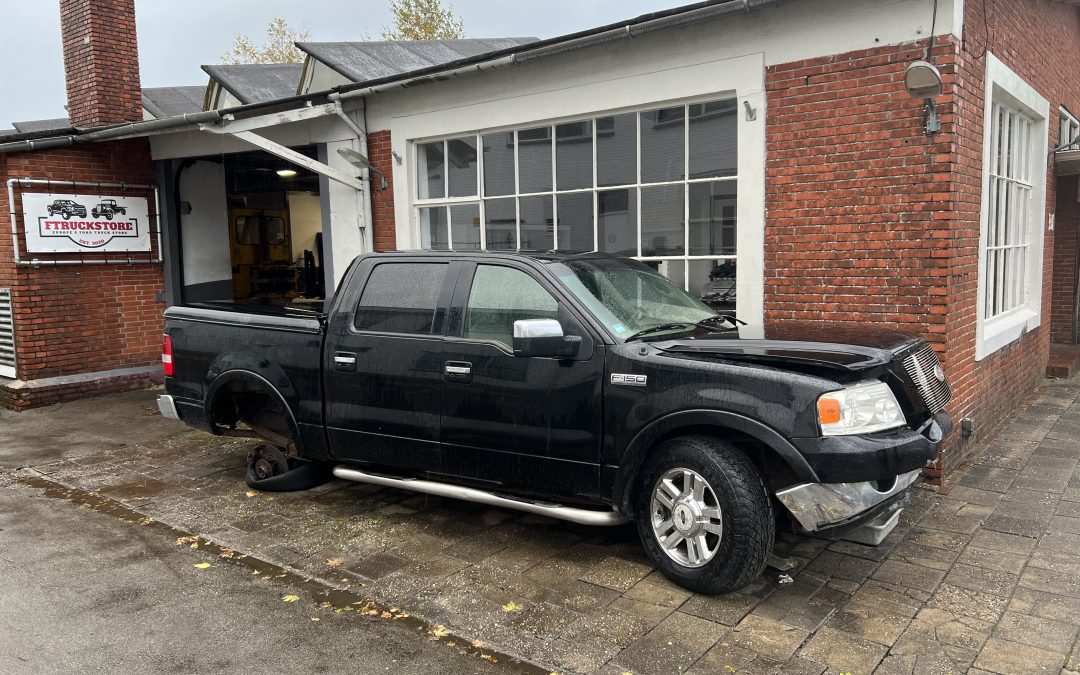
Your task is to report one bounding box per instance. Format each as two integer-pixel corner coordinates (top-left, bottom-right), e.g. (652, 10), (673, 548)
(440, 261), (605, 502)
(324, 259), (453, 474)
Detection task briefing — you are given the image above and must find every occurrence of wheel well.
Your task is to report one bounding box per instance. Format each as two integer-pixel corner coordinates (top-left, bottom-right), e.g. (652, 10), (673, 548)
(208, 377), (299, 454)
(643, 425), (799, 496)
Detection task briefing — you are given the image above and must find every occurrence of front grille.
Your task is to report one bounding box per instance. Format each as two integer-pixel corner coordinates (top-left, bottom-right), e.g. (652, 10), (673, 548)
(901, 343), (951, 413)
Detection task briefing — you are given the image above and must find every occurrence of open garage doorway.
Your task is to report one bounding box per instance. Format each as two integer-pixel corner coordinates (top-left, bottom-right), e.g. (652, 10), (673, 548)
(173, 146), (326, 309)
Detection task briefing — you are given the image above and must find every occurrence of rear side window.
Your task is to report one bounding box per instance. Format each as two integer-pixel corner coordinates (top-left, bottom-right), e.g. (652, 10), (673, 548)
(464, 265), (558, 348)
(354, 263), (447, 334)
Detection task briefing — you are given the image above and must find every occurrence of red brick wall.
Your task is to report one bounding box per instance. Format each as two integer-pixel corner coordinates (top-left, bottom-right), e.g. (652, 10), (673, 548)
(368, 130), (397, 251)
(0, 139), (164, 408)
(60, 0), (143, 127)
(1051, 176), (1078, 343)
(940, 0), (1080, 467)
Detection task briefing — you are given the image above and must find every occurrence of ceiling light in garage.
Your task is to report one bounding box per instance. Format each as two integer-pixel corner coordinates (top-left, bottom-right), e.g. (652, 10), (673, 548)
(276, 169), (298, 177)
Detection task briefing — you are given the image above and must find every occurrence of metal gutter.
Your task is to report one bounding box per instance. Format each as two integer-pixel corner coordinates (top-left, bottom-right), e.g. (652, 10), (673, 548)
(0, 0), (782, 154)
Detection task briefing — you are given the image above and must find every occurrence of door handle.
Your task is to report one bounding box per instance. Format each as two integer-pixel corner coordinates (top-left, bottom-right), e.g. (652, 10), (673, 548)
(333, 352), (357, 372)
(444, 361), (472, 383)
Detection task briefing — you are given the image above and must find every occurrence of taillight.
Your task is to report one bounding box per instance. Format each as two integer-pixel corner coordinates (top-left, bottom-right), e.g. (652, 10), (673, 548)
(162, 334), (174, 377)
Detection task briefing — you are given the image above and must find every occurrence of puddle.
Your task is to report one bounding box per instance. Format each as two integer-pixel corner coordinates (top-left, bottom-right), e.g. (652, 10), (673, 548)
(19, 473), (548, 675)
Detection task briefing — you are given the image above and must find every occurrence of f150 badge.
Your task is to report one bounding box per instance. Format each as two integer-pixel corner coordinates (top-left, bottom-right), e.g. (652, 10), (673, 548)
(611, 373), (648, 387)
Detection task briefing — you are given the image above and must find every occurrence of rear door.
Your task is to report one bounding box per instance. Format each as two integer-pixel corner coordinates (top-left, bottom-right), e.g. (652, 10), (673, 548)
(323, 258), (456, 474)
(439, 260), (605, 502)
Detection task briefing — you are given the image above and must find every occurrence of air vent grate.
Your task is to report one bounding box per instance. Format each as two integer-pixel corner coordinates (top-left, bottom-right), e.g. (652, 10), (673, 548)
(0, 289), (15, 378)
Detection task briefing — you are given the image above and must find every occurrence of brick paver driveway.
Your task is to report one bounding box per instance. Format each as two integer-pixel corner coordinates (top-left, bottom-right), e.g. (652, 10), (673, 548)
(5, 378), (1080, 674)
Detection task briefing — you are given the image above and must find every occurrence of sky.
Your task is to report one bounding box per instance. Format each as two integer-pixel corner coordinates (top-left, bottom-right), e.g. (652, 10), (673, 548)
(0, 0), (678, 125)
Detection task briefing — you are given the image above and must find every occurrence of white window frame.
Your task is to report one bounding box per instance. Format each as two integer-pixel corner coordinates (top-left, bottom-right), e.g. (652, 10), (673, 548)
(1060, 107), (1079, 150)
(975, 54), (1050, 361)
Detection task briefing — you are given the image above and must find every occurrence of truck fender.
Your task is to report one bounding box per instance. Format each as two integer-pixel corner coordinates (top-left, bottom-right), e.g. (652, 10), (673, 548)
(611, 409), (820, 515)
(204, 368), (304, 453)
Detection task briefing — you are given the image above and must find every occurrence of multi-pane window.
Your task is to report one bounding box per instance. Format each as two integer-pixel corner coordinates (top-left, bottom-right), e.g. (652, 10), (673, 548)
(985, 102), (1034, 319)
(414, 98), (738, 311)
(1060, 108), (1079, 150)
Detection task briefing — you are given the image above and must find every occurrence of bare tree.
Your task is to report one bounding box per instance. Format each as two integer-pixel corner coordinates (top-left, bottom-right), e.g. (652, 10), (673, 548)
(221, 18), (311, 64)
(382, 0), (465, 41)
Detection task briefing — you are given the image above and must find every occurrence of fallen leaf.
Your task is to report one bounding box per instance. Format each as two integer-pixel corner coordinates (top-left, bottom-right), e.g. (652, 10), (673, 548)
(472, 640), (485, 649)
(326, 557), (343, 567)
(430, 625), (451, 639)
(219, 548), (237, 559)
(481, 655), (497, 664)
(176, 535), (198, 546)
(501, 601), (524, 613)
(310, 617), (320, 622)
(193, 562), (213, 569)
(380, 611), (392, 619)
(281, 595), (300, 603)
(245, 490), (257, 498)
(137, 517), (154, 525)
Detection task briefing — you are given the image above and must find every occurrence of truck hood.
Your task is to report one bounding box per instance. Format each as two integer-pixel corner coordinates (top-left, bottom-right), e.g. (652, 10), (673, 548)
(650, 325), (922, 373)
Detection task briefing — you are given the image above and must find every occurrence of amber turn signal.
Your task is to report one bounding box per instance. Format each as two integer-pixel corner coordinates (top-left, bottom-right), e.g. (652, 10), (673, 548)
(817, 397), (841, 425)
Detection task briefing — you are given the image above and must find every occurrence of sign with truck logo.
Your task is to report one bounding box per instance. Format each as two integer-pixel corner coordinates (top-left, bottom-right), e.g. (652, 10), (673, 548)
(21, 192), (151, 253)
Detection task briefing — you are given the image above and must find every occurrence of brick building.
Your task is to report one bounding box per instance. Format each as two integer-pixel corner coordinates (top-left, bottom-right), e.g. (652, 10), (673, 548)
(2, 0), (1080, 476)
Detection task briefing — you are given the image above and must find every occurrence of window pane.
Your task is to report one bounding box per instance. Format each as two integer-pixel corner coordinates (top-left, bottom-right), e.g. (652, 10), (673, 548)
(641, 106), (685, 184)
(596, 113), (637, 187)
(518, 127), (553, 193)
(447, 137), (478, 197)
(519, 195), (554, 251)
(640, 184), (684, 256)
(689, 99), (737, 179)
(642, 259), (686, 290)
(484, 198), (517, 250)
(557, 192), (593, 252)
(464, 265), (558, 348)
(598, 189), (637, 256)
(483, 132), (515, 197)
(417, 142), (445, 199)
(419, 206), (448, 250)
(450, 204), (481, 250)
(688, 181), (737, 256)
(556, 121), (593, 191)
(355, 263), (446, 334)
(691, 259), (736, 313)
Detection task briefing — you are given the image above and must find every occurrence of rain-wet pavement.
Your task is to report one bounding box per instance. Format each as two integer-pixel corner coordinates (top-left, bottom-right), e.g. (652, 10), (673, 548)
(4, 381), (1080, 674)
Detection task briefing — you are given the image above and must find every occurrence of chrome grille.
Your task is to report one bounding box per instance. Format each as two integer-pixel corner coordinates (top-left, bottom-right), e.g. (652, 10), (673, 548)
(0, 289), (14, 378)
(901, 343), (951, 413)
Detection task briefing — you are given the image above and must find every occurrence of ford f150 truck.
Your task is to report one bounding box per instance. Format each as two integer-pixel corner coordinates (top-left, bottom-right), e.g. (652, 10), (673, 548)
(158, 251), (952, 593)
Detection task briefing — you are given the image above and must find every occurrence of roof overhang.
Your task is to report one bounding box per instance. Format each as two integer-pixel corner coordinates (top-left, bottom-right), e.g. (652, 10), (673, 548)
(1057, 148), (1080, 175)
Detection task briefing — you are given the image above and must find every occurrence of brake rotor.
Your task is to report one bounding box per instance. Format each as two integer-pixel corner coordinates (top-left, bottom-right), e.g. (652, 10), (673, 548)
(247, 444), (289, 480)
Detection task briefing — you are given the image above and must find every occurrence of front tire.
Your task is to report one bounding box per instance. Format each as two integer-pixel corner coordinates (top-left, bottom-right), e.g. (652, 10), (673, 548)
(635, 435), (774, 594)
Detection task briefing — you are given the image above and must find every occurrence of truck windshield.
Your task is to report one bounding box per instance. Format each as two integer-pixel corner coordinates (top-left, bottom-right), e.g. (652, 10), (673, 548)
(548, 258), (721, 342)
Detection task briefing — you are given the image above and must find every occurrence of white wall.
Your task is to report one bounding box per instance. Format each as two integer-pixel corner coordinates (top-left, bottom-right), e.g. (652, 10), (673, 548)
(179, 161), (231, 287)
(288, 191), (323, 260)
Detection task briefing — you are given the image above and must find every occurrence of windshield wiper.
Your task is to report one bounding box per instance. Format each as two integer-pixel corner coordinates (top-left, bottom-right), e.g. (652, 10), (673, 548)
(624, 323), (695, 342)
(696, 314), (747, 329)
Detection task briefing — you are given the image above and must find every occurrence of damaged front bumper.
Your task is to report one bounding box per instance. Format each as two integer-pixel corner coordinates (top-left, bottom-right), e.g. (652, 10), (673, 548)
(775, 468), (922, 542)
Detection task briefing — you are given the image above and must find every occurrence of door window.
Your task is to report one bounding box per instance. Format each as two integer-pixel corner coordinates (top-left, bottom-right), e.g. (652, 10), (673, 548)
(464, 265), (558, 348)
(354, 263), (447, 334)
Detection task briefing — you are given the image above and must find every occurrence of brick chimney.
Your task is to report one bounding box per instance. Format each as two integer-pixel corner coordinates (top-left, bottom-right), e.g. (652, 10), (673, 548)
(60, 0), (142, 127)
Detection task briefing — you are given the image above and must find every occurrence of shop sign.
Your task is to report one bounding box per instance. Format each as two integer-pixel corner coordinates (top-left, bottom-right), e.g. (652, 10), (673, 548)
(22, 192), (151, 253)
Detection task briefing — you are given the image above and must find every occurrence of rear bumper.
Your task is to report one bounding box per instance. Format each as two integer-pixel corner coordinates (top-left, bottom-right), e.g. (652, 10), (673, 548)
(156, 394), (180, 421)
(775, 467), (922, 532)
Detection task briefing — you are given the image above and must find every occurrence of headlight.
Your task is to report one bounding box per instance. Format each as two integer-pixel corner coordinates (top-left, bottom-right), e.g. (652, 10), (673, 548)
(817, 381), (905, 436)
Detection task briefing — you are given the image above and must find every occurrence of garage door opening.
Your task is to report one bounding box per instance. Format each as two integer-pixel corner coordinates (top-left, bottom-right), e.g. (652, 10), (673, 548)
(174, 146), (326, 309)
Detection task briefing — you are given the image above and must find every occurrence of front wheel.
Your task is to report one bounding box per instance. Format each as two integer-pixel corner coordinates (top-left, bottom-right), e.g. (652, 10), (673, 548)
(635, 435), (774, 594)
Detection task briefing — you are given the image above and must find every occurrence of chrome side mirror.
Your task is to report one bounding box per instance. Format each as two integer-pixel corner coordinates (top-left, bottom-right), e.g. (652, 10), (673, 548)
(512, 319), (580, 358)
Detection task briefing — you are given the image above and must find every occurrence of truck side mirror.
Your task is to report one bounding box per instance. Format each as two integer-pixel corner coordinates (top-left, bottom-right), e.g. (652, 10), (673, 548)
(513, 319), (581, 358)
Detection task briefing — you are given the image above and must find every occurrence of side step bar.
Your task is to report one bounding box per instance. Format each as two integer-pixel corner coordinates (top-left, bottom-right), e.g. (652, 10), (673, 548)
(332, 466), (628, 527)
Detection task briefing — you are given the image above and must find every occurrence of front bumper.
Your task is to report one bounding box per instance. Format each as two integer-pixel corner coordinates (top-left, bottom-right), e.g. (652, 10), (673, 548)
(791, 411), (952, 483)
(775, 467), (922, 532)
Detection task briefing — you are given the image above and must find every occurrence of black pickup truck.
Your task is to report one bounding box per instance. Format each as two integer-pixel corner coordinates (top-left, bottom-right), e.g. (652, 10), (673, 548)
(158, 251), (951, 593)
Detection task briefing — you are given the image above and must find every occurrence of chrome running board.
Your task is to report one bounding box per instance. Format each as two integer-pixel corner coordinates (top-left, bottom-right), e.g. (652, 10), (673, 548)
(332, 466), (628, 527)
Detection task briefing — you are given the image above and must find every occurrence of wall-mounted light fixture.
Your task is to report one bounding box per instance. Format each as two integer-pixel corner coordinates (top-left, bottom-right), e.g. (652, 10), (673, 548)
(904, 60), (943, 136)
(337, 147), (389, 190)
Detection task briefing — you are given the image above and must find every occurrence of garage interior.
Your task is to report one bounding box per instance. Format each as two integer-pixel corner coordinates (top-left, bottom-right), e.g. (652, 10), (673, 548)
(173, 146), (326, 307)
